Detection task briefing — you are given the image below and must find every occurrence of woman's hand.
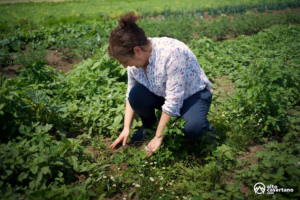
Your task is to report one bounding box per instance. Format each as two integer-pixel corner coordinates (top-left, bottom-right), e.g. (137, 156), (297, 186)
(145, 136), (164, 158)
(110, 128), (130, 149)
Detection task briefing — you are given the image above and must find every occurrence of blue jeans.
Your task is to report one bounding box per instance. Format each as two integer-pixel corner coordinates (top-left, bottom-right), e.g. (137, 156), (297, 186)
(128, 83), (213, 139)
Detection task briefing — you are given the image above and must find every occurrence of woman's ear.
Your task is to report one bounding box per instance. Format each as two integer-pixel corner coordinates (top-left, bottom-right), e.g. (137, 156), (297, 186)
(133, 46), (142, 55)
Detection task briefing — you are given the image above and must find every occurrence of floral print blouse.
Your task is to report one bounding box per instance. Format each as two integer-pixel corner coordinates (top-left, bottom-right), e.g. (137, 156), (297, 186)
(125, 37), (212, 117)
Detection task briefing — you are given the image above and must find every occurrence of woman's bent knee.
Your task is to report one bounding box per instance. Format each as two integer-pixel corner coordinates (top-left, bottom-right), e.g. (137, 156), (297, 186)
(184, 119), (209, 139)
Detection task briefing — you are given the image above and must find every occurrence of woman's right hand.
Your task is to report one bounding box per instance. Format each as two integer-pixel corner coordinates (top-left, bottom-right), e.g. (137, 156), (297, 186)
(110, 128), (130, 149)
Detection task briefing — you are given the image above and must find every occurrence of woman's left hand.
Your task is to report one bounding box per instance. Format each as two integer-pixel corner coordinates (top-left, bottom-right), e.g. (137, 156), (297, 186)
(145, 136), (164, 158)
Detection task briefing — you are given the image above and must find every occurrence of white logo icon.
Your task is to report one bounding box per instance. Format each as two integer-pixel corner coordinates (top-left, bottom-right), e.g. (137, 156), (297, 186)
(254, 182), (265, 194)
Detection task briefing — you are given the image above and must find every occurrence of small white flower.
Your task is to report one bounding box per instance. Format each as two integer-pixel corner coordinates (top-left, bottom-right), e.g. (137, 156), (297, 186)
(135, 184), (140, 187)
(140, 174), (144, 177)
(172, 180), (174, 182)
(145, 162), (148, 164)
(160, 177), (163, 180)
(103, 176), (107, 178)
(113, 184), (116, 187)
(154, 162), (157, 164)
(142, 165), (145, 167)
(150, 177), (154, 181)
(160, 187), (163, 190)
(172, 191), (175, 194)
(169, 182), (173, 185)
(89, 174), (92, 177)
(162, 167), (165, 170)
(150, 162), (153, 165)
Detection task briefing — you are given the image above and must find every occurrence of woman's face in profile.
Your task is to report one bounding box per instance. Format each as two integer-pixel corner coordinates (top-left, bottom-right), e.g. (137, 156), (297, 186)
(114, 46), (150, 69)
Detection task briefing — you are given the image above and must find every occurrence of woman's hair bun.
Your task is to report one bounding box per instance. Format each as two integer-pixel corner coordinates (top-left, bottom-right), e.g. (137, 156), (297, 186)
(118, 11), (142, 28)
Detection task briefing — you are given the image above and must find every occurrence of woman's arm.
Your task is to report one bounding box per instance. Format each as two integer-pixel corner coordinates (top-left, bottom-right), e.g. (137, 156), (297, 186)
(155, 111), (172, 139)
(124, 100), (136, 131)
(110, 100), (136, 149)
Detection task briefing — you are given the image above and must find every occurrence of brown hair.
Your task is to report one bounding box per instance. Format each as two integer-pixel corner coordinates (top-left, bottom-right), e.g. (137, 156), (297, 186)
(108, 12), (149, 58)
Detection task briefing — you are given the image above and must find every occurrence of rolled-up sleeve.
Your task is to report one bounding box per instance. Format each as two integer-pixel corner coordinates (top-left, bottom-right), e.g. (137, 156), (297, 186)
(162, 50), (186, 117)
(125, 67), (138, 101)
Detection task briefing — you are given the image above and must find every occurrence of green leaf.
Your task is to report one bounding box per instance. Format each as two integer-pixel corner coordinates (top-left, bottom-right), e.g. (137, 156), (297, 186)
(71, 156), (79, 172)
(161, 127), (168, 136)
(113, 158), (121, 164)
(286, 180), (297, 187)
(170, 117), (177, 121)
(61, 137), (71, 146)
(91, 61), (102, 70)
(277, 167), (285, 176)
(190, 191), (200, 196)
(250, 163), (258, 170)
(262, 173), (270, 179)
(30, 166), (38, 174)
(113, 115), (122, 126)
(14, 111), (24, 118)
(18, 172), (28, 182)
(0, 103), (5, 110)
(214, 189), (226, 194)
(234, 181), (242, 190)
(123, 148), (128, 154)
(87, 190), (97, 196)
(224, 151), (234, 160)
(116, 152), (122, 157)
(58, 171), (63, 178)
(226, 184), (234, 191)
(285, 166), (299, 175)
(1, 170), (13, 180)
(29, 180), (35, 189)
(41, 166), (51, 175)
(85, 177), (92, 184)
(286, 157), (298, 165)
(239, 107), (244, 112)
(10, 146), (19, 158)
(54, 161), (64, 166)
(262, 159), (273, 167)
(141, 151), (147, 159)
(36, 171), (43, 187)
(131, 147), (137, 154)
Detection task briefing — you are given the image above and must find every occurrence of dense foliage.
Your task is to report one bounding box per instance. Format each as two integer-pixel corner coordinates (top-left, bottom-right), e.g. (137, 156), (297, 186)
(1, 20), (299, 199)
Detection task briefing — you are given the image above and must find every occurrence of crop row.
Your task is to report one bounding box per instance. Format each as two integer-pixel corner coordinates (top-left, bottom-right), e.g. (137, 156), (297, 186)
(143, 0), (300, 18)
(1, 10), (300, 68)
